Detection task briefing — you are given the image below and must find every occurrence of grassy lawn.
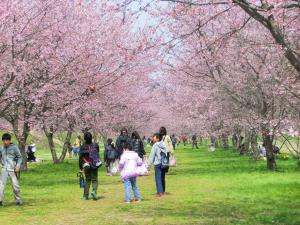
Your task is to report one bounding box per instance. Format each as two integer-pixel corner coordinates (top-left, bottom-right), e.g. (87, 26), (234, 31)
(0, 144), (299, 225)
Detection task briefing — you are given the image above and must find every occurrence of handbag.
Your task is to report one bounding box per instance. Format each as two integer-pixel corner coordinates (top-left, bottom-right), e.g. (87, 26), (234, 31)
(169, 155), (177, 167)
(136, 164), (150, 176)
(77, 172), (85, 189)
(111, 160), (119, 174)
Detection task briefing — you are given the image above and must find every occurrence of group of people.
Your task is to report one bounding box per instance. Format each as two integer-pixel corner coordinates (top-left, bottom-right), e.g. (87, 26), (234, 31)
(66, 135), (82, 158)
(104, 129), (145, 176)
(0, 126), (176, 206)
(259, 144), (280, 159)
(78, 126), (175, 203)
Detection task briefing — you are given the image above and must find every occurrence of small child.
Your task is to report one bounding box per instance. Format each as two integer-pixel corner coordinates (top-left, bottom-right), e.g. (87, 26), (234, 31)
(119, 143), (142, 203)
(104, 139), (117, 176)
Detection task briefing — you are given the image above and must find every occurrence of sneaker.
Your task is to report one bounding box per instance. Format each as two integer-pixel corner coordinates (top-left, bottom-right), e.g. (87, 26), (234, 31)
(134, 200), (141, 203)
(91, 190), (98, 200)
(156, 193), (163, 198)
(106, 173), (111, 176)
(82, 195), (89, 200)
(125, 201), (131, 204)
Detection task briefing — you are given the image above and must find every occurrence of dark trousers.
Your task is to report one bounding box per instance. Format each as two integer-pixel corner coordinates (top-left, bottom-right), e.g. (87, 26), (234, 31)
(155, 165), (166, 194)
(192, 142), (199, 149)
(84, 168), (98, 196)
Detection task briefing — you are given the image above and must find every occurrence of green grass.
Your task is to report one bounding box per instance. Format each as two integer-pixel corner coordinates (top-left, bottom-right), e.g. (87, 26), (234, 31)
(0, 145), (300, 225)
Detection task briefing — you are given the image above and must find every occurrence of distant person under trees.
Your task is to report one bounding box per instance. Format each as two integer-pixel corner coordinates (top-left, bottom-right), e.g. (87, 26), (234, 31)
(131, 131), (146, 159)
(26, 143), (36, 162)
(192, 134), (199, 149)
(171, 134), (177, 150)
(181, 136), (188, 146)
(260, 144), (266, 159)
(116, 128), (131, 157)
(73, 135), (82, 157)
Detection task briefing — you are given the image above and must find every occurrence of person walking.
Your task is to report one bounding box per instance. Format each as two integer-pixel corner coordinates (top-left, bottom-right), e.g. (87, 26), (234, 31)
(119, 143), (142, 203)
(0, 133), (23, 206)
(171, 134), (177, 150)
(131, 131), (146, 159)
(192, 134), (199, 149)
(79, 132), (101, 200)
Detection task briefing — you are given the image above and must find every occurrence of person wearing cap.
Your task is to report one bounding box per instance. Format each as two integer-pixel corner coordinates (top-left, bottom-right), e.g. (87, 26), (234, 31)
(0, 133), (23, 206)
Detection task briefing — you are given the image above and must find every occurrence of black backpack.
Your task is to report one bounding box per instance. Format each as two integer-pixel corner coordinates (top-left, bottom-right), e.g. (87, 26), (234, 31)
(160, 151), (170, 169)
(87, 144), (102, 169)
(106, 145), (118, 160)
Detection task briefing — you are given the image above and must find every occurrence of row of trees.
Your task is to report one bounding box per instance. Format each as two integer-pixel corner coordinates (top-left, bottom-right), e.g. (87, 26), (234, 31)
(0, 0), (159, 168)
(123, 0), (300, 170)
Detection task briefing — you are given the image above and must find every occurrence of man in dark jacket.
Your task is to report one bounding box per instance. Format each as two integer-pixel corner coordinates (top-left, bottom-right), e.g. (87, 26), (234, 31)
(116, 128), (131, 157)
(192, 134), (199, 149)
(131, 131), (146, 159)
(79, 132), (100, 200)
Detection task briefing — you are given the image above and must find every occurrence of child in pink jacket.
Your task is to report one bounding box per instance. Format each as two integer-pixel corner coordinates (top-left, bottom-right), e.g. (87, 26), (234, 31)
(119, 143), (143, 203)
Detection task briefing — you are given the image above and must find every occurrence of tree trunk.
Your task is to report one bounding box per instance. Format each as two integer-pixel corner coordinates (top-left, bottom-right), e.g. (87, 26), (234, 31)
(210, 136), (216, 147)
(44, 128), (59, 163)
(232, 134), (238, 149)
(44, 128), (73, 164)
(242, 130), (251, 155)
(58, 131), (72, 162)
(250, 130), (259, 160)
(199, 136), (203, 145)
(11, 120), (30, 171)
(262, 127), (276, 170)
(221, 134), (229, 150)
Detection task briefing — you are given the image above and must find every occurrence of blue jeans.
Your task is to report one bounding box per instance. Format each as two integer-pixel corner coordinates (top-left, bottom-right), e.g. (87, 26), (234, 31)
(155, 165), (166, 194)
(123, 177), (140, 202)
(73, 147), (79, 157)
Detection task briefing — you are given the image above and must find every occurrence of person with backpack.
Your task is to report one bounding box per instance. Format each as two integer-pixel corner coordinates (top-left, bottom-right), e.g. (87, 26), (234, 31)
(0, 133), (23, 206)
(104, 138), (118, 176)
(116, 128), (131, 157)
(147, 133), (169, 198)
(79, 132), (102, 200)
(131, 131), (146, 159)
(119, 143), (142, 203)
